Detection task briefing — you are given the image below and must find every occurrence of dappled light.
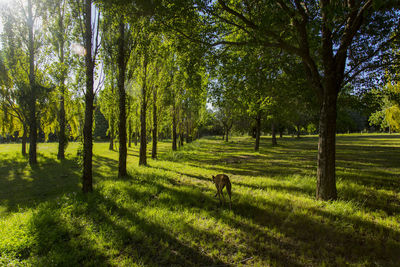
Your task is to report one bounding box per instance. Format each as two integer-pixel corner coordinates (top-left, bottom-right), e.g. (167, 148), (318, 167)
(1, 136), (399, 265)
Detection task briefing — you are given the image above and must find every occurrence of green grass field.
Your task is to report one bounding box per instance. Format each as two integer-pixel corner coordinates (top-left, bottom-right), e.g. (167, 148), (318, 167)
(0, 135), (399, 266)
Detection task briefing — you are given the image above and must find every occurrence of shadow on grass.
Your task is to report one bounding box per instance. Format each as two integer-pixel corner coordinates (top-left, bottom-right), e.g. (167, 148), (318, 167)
(0, 153), (80, 213)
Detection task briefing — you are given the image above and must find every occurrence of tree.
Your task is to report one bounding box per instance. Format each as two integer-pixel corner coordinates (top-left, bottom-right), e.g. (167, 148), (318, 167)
(47, 0), (75, 160)
(199, 0), (400, 200)
(73, 0), (101, 193)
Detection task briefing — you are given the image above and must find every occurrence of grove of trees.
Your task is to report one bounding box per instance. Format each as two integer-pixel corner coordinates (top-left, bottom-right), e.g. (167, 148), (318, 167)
(0, 0), (399, 201)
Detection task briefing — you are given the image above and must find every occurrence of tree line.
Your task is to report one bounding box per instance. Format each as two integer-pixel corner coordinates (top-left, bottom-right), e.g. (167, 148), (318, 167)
(0, 0), (399, 201)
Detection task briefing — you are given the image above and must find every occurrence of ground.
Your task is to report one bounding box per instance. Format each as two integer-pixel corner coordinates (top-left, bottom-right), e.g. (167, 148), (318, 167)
(0, 134), (399, 266)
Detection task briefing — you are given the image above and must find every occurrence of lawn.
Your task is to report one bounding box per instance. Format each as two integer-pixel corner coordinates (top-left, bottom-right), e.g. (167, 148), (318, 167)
(0, 135), (399, 266)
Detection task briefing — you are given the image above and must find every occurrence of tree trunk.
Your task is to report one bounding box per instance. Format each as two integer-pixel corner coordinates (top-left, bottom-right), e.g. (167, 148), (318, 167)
(180, 133), (184, 147)
(271, 122), (277, 146)
(27, 0), (37, 166)
(57, 11), (66, 161)
(225, 128), (229, 142)
(152, 86), (157, 159)
(117, 20), (127, 177)
(128, 120), (132, 148)
(222, 133), (224, 140)
(316, 87), (338, 200)
(22, 123), (27, 156)
(254, 111), (261, 151)
(134, 105), (138, 146)
(186, 118), (190, 143)
(279, 129), (283, 138)
(139, 56), (148, 166)
(109, 123), (114, 150)
(82, 0), (94, 193)
(296, 124), (301, 138)
(172, 104), (177, 151)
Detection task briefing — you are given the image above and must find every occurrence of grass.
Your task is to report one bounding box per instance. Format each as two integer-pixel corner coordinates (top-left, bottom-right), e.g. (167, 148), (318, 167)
(0, 134), (399, 266)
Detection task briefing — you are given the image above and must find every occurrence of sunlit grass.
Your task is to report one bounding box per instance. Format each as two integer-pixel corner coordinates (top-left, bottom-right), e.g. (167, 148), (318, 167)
(0, 134), (399, 266)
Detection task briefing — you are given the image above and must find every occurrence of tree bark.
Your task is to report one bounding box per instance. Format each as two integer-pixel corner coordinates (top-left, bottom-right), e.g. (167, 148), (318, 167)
(57, 85), (66, 160)
(134, 105), (138, 146)
(254, 111), (261, 151)
(316, 86), (338, 200)
(296, 124), (301, 138)
(109, 122), (114, 150)
(139, 56), (148, 166)
(27, 0), (37, 166)
(225, 128), (229, 142)
(271, 122), (277, 146)
(57, 7), (67, 161)
(117, 20), (127, 177)
(22, 123), (27, 156)
(152, 86), (157, 159)
(172, 103), (177, 151)
(82, 0), (94, 193)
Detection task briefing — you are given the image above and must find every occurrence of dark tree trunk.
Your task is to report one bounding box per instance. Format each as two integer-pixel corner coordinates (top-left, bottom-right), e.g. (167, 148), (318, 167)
(27, 0), (37, 166)
(254, 111), (261, 151)
(279, 129), (283, 138)
(134, 105), (138, 146)
(172, 104), (177, 151)
(57, 89), (66, 160)
(139, 56), (148, 166)
(271, 122), (277, 146)
(109, 126), (114, 150)
(225, 128), (229, 142)
(22, 123), (27, 156)
(152, 86), (157, 159)
(296, 124), (301, 138)
(316, 87), (338, 200)
(82, 0), (94, 193)
(117, 20), (127, 177)
(179, 133), (184, 147)
(186, 119), (190, 143)
(222, 133), (224, 140)
(57, 11), (66, 161)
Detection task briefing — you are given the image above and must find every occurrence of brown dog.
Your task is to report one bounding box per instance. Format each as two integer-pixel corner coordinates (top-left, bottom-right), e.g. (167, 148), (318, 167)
(212, 174), (232, 209)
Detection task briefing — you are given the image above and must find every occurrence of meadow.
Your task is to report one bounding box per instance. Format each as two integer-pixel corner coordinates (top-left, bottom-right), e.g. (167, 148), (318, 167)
(0, 134), (399, 266)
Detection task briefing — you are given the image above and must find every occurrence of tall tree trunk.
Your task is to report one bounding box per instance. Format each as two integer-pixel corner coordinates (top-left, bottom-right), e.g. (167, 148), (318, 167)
(57, 9), (67, 161)
(117, 20), (127, 177)
(254, 111), (261, 151)
(27, 0), (37, 166)
(139, 56), (148, 166)
(152, 86), (157, 159)
(82, 0), (94, 193)
(225, 128), (229, 142)
(279, 129), (283, 138)
(22, 123), (27, 156)
(271, 122), (277, 146)
(172, 103), (177, 151)
(316, 87), (338, 200)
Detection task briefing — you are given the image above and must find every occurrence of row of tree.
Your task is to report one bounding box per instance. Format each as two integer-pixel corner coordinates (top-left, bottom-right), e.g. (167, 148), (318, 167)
(0, 0), (399, 201)
(0, 0), (209, 193)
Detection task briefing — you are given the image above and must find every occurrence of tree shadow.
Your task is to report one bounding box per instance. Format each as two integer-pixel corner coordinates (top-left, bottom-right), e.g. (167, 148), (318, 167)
(0, 153), (80, 213)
